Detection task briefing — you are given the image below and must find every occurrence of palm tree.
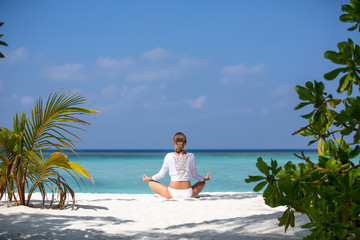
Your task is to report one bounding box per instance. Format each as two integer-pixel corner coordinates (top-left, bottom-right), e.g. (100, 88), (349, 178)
(0, 91), (98, 209)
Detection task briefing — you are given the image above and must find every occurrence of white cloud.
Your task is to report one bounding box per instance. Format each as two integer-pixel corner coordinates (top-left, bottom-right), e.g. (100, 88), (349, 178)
(273, 100), (289, 109)
(122, 84), (147, 97)
(261, 108), (269, 115)
(20, 96), (34, 106)
(44, 63), (85, 81)
(11, 94), (18, 100)
(271, 83), (293, 97)
(222, 63), (265, 75)
(96, 84), (148, 112)
(126, 56), (209, 81)
(94, 51), (209, 82)
(126, 69), (171, 82)
(221, 63), (266, 83)
(178, 57), (209, 68)
(132, 85), (147, 94)
(186, 96), (206, 109)
(11, 94), (34, 106)
(6, 47), (27, 63)
(142, 47), (170, 60)
(96, 56), (134, 69)
(124, 56), (209, 82)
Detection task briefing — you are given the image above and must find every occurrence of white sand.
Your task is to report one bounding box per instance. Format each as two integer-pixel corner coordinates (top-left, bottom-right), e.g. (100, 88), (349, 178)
(0, 192), (310, 240)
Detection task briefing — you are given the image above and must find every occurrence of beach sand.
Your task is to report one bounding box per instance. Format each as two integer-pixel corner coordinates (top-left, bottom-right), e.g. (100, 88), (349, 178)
(0, 192), (310, 240)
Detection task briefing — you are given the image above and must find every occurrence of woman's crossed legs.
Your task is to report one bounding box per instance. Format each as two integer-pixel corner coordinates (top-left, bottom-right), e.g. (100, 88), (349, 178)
(148, 181), (206, 199)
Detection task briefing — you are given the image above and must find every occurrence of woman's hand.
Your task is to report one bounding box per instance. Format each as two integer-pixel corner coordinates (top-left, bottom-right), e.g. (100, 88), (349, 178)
(204, 173), (210, 181)
(142, 174), (152, 182)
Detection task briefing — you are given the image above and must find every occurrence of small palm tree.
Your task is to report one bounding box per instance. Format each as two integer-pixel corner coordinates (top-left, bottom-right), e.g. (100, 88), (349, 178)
(0, 91), (98, 208)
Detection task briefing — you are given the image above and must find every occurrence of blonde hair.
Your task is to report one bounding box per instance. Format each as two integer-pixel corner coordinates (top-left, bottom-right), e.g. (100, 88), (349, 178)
(173, 132), (187, 153)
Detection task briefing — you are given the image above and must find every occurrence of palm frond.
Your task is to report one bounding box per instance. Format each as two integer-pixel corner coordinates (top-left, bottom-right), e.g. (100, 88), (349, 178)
(24, 90), (98, 153)
(25, 151), (92, 206)
(0, 127), (18, 165)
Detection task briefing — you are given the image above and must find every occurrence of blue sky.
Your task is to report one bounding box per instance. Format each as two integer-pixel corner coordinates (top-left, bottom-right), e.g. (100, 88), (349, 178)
(0, 1), (356, 149)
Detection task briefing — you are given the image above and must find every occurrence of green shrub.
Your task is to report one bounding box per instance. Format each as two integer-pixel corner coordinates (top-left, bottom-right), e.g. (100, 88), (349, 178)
(246, 1), (360, 239)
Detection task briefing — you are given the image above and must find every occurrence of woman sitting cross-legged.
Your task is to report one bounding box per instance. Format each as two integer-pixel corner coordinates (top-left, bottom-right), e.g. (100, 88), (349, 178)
(142, 132), (210, 199)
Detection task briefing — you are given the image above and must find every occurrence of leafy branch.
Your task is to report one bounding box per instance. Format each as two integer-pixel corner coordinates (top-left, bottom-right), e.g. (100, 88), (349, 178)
(246, 1), (360, 239)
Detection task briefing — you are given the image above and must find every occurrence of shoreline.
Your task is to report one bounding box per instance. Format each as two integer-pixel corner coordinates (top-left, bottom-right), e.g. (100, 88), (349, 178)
(0, 192), (310, 240)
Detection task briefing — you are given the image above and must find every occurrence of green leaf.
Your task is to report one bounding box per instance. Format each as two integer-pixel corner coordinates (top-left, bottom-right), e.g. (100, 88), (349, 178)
(330, 223), (349, 238)
(278, 207), (295, 232)
(327, 140), (338, 155)
(308, 139), (318, 146)
(294, 102), (310, 110)
(324, 68), (347, 80)
(305, 81), (314, 89)
(295, 85), (312, 101)
(302, 222), (317, 229)
(349, 145), (360, 159)
(324, 51), (345, 64)
(340, 14), (354, 22)
(337, 75), (349, 93)
(245, 175), (266, 183)
(301, 110), (315, 119)
(341, 125), (355, 136)
(45, 152), (68, 166)
(0, 40), (8, 47)
(349, 169), (360, 186)
(341, 4), (353, 13)
(256, 157), (269, 176)
(315, 81), (325, 94)
(68, 161), (94, 183)
(253, 180), (267, 192)
(348, 23), (359, 31)
(355, 44), (360, 64)
(263, 184), (280, 207)
(276, 169), (288, 179)
(305, 226), (323, 240)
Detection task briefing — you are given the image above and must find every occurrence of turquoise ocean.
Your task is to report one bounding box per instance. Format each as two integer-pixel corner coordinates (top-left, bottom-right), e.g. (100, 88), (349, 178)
(51, 149), (318, 194)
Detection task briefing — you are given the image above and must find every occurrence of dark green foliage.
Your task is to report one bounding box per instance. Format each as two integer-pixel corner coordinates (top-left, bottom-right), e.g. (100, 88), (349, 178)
(334, 97), (360, 142)
(324, 39), (360, 96)
(245, 1), (360, 239)
(340, 0), (360, 32)
(0, 22), (8, 58)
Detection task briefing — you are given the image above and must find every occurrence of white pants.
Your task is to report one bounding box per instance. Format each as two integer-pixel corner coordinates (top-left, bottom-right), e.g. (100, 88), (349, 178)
(168, 187), (193, 199)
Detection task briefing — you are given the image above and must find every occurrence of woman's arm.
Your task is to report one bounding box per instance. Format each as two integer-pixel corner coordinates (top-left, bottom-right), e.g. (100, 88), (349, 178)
(148, 154), (169, 181)
(190, 154), (206, 182)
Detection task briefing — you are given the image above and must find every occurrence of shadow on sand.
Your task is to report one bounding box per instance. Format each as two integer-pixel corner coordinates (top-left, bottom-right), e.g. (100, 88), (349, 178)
(0, 206), (310, 240)
(198, 192), (262, 201)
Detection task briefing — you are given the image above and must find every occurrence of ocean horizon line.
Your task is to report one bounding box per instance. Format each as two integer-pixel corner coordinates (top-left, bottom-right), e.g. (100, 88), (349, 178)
(42, 148), (318, 157)
(45, 148), (318, 152)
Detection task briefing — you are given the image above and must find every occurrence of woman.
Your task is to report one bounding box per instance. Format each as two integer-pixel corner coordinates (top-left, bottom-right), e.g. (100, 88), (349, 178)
(143, 132), (211, 199)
